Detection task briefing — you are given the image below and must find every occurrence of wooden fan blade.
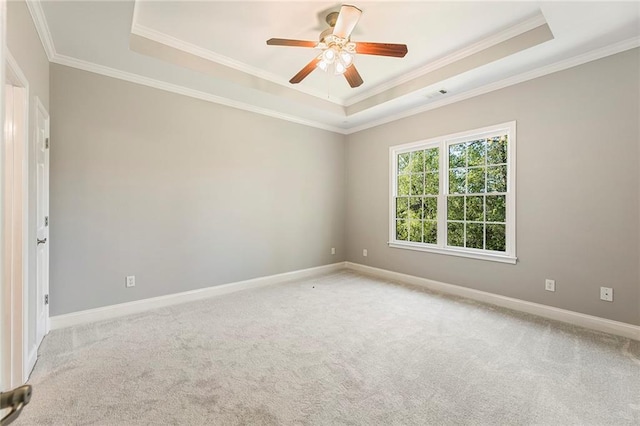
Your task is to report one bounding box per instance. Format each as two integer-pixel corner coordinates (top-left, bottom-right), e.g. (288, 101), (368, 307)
(266, 38), (318, 48)
(355, 42), (408, 58)
(333, 5), (362, 39)
(290, 57), (321, 84)
(344, 65), (363, 88)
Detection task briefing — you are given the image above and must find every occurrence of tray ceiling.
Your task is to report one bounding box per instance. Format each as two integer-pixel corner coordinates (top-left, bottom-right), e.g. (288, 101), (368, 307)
(31, 1), (640, 133)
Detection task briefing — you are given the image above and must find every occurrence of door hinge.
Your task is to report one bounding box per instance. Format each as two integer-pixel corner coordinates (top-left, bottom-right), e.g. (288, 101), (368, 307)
(45, 138), (49, 149)
(44, 294), (49, 305)
(45, 216), (49, 227)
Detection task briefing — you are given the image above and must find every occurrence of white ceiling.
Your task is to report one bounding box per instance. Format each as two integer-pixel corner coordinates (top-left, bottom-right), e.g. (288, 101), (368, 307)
(31, 1), (640, 133)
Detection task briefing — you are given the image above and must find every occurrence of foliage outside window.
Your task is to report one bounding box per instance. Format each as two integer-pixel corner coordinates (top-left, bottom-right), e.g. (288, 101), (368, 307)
(389, 122), (516, 264)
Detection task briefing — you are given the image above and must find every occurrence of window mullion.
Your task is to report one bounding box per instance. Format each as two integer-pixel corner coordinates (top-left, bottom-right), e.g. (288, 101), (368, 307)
(438, 140), (447, 248)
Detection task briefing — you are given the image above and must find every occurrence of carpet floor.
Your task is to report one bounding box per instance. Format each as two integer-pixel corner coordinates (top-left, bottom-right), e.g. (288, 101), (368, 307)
(15, 271), (640, 425)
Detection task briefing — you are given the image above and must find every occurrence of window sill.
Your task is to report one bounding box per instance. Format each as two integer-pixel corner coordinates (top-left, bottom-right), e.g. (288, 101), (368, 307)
(388, 241), (517, 264)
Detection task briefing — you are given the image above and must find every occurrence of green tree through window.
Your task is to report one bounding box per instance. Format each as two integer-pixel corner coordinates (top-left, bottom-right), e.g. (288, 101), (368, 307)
(395, 148), (439, 244)
(390, 122), (516, 263)
(446, 136), (507, 252)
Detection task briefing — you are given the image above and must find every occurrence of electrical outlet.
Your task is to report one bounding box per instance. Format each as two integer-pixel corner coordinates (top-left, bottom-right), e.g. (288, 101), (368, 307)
(363, 249), (368, 257)
(331, 247), (336, 255)
(545, 279), (555, 292)
(600, 287), (613, 302)
(126, 275), (135, 288)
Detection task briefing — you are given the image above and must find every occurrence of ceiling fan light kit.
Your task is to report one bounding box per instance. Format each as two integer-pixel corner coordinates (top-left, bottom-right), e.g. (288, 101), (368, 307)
(316, 36), (356, 75)
(266, 4), (408, 88)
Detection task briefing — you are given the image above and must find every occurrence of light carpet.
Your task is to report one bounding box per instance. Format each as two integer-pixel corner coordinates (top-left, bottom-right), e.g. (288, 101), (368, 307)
(16, 271), (640, 425)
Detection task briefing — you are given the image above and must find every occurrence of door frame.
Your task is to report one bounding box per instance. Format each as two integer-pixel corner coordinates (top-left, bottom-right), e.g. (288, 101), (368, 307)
(34, 96), (49, 343)
(0, 0), (8, 393)
(4, 50), (31, 387)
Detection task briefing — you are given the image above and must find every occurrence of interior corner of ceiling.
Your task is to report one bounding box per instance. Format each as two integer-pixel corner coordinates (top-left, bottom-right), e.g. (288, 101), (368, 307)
(130, 0), (141, 32)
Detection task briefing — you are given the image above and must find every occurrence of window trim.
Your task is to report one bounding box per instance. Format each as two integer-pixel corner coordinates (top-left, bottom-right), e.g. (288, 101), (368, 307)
(388, 121), (517, 264)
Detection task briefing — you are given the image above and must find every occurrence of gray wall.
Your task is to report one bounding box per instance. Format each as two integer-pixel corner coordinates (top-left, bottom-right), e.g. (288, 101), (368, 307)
(50, 47), (639, 326)
(7, 0), (50, 353)
(50, 64), (346, 315)
(346, 48), (640, 326)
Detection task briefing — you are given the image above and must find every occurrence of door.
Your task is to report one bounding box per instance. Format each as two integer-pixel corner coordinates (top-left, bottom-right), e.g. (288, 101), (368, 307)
(34, 101), (49, 346)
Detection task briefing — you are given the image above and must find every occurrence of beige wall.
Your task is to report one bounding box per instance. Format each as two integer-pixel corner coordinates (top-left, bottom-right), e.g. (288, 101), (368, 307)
(345, 48), (640, 325)
(50, 64), (346, 315)
(6, 0), (50, 354)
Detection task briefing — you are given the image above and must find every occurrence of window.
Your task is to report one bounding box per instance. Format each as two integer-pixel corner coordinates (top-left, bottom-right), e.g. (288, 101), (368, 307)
(389, 122), (516, 264)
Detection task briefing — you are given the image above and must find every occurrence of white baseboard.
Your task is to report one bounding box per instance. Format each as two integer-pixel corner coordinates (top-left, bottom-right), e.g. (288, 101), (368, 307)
(24, 347), (38, 382)
(50, 262), (346, 330)
(345, 262), (640, 341)
(50, 260), (639, 341)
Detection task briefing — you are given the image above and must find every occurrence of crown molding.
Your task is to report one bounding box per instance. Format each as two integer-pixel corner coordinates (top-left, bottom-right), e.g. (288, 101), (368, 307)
(131, 23), (339, 106)
(20, 0), (640, 136)
(25, 0), (56, 61)
(51, 54), (347, 134)
(344, 36), (640, 134)
(344, 12), (549, 107)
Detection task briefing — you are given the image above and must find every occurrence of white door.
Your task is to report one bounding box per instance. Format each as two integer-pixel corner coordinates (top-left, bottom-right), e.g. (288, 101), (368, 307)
(35, 101), (49, 345)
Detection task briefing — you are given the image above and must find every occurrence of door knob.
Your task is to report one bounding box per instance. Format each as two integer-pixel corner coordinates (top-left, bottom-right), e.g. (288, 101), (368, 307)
(37, 238), (47, 245)
(1, 384), (32, 425)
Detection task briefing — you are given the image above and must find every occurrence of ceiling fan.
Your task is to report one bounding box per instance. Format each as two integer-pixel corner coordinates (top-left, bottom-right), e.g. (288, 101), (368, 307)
(266, 4), (408, 88)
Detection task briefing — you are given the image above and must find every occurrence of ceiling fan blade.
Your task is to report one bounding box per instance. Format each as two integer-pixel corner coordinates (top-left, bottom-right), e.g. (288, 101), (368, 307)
(355, 42), (408, 58)
(266, 38), (318, 48)
(344, 65), (363, 88)
(290, 57), (321, 84)
(332, 5), (362, 39)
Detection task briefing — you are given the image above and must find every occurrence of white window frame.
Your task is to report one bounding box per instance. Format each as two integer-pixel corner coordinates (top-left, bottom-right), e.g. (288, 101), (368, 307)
(388, 121), (517, 264)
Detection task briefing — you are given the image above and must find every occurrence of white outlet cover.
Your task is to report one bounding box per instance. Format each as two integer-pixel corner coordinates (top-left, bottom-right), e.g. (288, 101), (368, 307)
(545, 279), (555, 292)
(363, 249), (368, 257)
(600, 287), (613, 302)
(126, 275), (135, 288)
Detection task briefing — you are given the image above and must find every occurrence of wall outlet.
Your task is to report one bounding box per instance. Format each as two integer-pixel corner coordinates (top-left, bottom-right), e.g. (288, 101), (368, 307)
(600, 287), (613, 302)
(363, 249), (368, 257)
(126, 275), (135, 288)
(545, 279), (555, 292)
(331, 247), (336, 255)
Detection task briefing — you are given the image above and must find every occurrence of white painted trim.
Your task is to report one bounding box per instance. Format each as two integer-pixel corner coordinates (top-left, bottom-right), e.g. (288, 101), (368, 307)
(345, 37), (640, 134)
(34, 97), (49, 339)
(50, 262), (346, 329)
(50, 54), (345, 134)
(344, 13), (548, 107)
(6, 51), (32, 384)
(387, 242), (517, 264)
(25, 0), (56, 61)
(345, 262), (640, 341)
(131, 23), (333, 104)
(25, 348), (36, 381)
(46, 33), (638, 135)
(27, 2), (638, 134)
(388, 122), (516, 262)
(0, 0), (7, 393)
(130, 13), (545, 109)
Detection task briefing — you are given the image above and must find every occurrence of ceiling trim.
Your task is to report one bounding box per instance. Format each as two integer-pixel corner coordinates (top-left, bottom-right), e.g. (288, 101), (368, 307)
(346, 22), (554, 116)
(130, 22), (336, 105)
(21, 1), (640, 136)
(345, 36), (640, 134)
(25, 0), (56, 60)
(344, 12), (549, 107)
(129, 32), (345, 116)
(51, 53), (347, 134)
